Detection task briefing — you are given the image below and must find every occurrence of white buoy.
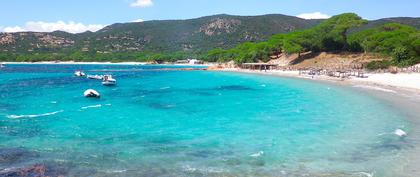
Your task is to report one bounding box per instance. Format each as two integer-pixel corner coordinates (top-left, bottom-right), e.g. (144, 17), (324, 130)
(394, 129), (407, 137)
(84, 89), (100, 98)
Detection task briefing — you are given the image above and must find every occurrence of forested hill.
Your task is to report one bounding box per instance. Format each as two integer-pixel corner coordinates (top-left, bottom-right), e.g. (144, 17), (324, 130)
(205, 13), (420, 68)
(0, 14), (320, 54)
(353, 17), (420, 32)
(0, 14), (419, 63)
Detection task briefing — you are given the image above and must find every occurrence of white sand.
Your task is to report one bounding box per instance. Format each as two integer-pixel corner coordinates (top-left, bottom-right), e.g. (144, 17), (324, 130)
(352, 73), (420, 91)
(220, 68), (420, 92)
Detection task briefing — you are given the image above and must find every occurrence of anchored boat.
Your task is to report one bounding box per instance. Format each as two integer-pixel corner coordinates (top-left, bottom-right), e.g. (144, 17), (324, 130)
(84, 89), (100, 98)
(74, 71), (86, 77)
(87, 74), (104, 80)
(102, 75), (117, 86)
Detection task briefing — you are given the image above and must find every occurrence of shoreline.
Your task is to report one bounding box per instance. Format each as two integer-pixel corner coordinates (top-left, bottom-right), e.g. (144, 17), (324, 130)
(217, 68), (420, 176)
(216, 68), (420, 93)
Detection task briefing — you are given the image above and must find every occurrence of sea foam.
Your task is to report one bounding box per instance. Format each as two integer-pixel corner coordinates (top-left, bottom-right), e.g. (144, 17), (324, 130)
(7, 110), (64, 119)
(81, 104), (102, 109)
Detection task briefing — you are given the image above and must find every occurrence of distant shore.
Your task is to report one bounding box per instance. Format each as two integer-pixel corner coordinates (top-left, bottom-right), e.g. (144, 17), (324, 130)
(1, 61), (149, 65)
(1, 61), (216, 67)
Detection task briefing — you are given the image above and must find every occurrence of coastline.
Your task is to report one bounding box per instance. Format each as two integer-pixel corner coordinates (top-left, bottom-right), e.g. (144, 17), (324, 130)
(1, 61), (215, 67)
(216, 68), (420, 93)
(217, 68), (420, 176)
(1, 61), (149, 65)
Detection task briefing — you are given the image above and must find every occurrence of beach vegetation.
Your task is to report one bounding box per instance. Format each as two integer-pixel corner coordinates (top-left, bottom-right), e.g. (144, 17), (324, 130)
(349, 23), (420, 67)
(365, 60), (392, 70)
(204, 13), (419, 68)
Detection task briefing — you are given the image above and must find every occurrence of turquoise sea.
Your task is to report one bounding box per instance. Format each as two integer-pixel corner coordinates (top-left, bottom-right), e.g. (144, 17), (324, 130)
(0, 64), (413, 176)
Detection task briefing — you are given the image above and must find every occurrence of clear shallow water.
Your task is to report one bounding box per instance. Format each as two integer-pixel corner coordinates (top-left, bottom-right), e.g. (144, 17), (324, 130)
(0, 64), (412, 176)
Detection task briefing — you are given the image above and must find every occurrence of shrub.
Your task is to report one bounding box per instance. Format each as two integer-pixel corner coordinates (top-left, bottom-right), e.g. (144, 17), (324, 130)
(366, 60), (392, 70)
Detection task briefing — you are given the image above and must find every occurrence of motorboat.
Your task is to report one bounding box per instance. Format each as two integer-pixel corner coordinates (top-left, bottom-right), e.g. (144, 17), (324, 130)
(84, 89), (100, 98)
(87, 74), (104, 80)
(74, 71), (86, 77)
(102, 75), (117, 86)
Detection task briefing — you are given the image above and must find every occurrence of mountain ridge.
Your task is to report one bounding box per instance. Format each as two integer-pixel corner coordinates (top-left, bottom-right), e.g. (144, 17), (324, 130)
(0, 14), (419, 55)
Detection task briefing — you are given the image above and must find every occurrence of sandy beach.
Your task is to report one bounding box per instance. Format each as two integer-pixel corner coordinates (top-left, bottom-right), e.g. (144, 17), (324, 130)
(217, 68), (420, 93)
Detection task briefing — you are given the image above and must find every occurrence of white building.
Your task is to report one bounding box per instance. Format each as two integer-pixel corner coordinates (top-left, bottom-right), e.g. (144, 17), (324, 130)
(188, 59), (203, 65)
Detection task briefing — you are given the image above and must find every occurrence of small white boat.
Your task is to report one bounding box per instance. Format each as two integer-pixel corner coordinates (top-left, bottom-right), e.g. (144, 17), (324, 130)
(84, 89), (100, 98)
(87, 74), (104, 80)
(0, 64), (5, 68)
(102, 75), (117, 86)
(74, 71), (86, 77)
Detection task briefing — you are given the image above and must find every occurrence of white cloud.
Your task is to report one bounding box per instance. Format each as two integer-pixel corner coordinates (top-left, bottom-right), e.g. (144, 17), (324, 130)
(3, 26), (25, 33)
(130, 0), (153, 7)
(0, 21), (106, 33)
(297, 12), (331, 19)
(132, 19), (144, 22)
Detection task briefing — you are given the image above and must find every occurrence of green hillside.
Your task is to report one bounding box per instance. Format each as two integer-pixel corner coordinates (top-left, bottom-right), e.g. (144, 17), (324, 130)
(208, 14), (420, 68)
(0, 13), (419, 63)
(0, 14), (320, 55)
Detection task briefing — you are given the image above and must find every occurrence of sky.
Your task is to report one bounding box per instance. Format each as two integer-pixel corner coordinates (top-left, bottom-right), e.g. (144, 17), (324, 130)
(1, 0), (419, 33)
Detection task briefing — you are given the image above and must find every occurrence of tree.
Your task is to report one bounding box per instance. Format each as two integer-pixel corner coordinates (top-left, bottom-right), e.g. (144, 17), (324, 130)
(393, 47), (410, 63)
(316, 13), (367, 51)
(283, 40), (303, 56)
(348, 23), (419, 66)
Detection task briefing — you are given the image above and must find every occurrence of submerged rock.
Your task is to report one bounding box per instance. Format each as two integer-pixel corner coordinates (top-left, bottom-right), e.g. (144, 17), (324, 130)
(0, 164), (48, 177)
(0, 162), (70, 177)
(0, 148), (39, 164)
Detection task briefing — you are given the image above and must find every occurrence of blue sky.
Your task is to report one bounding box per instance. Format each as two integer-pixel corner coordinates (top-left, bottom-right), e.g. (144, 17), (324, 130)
(1, 0), (419, 33)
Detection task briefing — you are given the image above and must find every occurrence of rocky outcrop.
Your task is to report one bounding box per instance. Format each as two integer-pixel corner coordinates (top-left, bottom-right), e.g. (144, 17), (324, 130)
(0, 32), (74, 52)
(0, 33), (15, 45)
(199, 18), (241, 36)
